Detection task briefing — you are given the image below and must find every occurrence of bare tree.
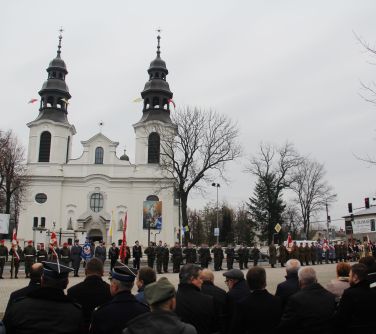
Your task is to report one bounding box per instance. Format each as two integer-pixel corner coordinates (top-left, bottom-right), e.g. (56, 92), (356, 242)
(246, 142), (302, 243)
(281, 203), (303, 240)
(290, 159), (336, 238)
(159, 107), (241, 231)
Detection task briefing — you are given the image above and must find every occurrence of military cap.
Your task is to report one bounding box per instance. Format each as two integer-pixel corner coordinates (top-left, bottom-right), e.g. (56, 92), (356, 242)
(145, 277), (175, 305)
(28, 240), (33, 244)
(223, 268), (244, 280)
(110, 263), (137, 282)
(42, 261), (73, 279)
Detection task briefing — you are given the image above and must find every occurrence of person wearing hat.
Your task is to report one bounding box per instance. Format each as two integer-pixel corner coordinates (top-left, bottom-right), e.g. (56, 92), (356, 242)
(9, 240), (22, 279)
(95, 240), (107, 264)
(24, 240), (36, 278)
(3, 261), (84, 333)
(170, 242), (183, 273)
(60, 242), (71, 267)
(71, 239), (82, 277)
(37, 243), (48, 263)
(162, 242), (170, 273)
(132, 241), (142, 270)
(90, 264), (149, 334)
(123, 277), (197, 334)
(223, 268), (250, 320)
(0, 239), (8, 279)
(108, 242), (120, 272)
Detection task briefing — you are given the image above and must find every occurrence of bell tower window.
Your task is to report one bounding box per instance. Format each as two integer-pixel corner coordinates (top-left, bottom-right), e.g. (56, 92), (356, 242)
(38, 131), (51, 162)
(148, 132), (160, 164)
(95, 147), (104, 164)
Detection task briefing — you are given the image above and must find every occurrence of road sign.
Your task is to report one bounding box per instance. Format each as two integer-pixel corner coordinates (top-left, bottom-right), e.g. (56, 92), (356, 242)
(274, 223), (281, 233)
(214, 228), (220, 236)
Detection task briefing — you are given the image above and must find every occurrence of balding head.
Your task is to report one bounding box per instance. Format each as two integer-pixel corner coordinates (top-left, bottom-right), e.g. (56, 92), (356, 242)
(298, 267), (317, 288)
(285, 259), (301, 275)
(30, 263), (43, 282)
(200, 269), (214, 283)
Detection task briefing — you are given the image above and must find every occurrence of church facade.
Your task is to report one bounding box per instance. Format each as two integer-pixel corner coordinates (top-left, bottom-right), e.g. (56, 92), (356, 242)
(18, 33), (179, 247)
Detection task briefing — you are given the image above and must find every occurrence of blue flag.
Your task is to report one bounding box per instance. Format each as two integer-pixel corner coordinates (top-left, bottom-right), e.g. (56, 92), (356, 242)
(81, 241), (93, 261)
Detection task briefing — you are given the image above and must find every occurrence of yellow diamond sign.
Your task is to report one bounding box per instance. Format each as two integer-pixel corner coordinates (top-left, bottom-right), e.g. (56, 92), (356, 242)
(274, 223), (281, 233)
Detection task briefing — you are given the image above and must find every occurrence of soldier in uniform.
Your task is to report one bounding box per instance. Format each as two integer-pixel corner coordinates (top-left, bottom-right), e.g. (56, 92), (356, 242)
(251, 245), (260, 266)
(0, 239), (9, 279)
(122, 243), (131, 265)
(225, 243), (235, 270)
(198, 243), (211, 268)
(155, 240), (164, 274)
(278, 243), (288, 267)
(108, 242), (119, 271)
(48, 242), (60, 261)
(132, 240), (142, 270)
(304, 242), (311, 266)
(237, 244), (245, 269)
(144, 242), (156, 269)
(269, 243), (277, 268)
(9, 241), (22, 279)
(316, 242), (323, 264)
(334, 241), (340, 263)
(290, 241), (299, 260)
(23, 240), (36, 278)
(70, 239), (82, 277)
(183, 242), (196, 264)
(59, 242), (70, 266)
(170, 242), (183, 273)
(36, 243), (48, 263)
(341, 241), (347, 262)
(298, 242), (305, 266)
(94, 240), (107, 264)
(211, 244), (224, 271)
(162, 243), (170, 273)
(310, 242), (317, 265)
(243, 245), (250, 268)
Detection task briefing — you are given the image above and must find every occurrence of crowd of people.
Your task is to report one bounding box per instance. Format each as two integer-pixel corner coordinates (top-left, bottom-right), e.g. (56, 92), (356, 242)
(2, 253), (376, 334)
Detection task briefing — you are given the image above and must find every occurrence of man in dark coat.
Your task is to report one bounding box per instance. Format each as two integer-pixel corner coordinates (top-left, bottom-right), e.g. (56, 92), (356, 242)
(162, 243), (170, 273)
(237, 245), (245, 269)
(155, 240), (164, 273)
(170, 242), (183, 273)
(132, 241), (142, 270)
(223, 269), (251, 320)
(225, 244), (235, 270)
(123, 277), (197, 334)
(230, 267), (282, 334)
(9, 242), (22, 279)
(310, 242), (317, 265)
(36, 243), (48, 263)
(23, 240), (36, 278)
(183, 242), (197, 264)
(0, 239), (8, 278)
(211, 244), (224, 271)
(71, 239), (82, 277)
(108, 242), (120, 271)
(198, 244), (211, 268)
(144, 242), (156, 269)
(278, 243), (288, 267)
(278, 267), (336, 334)
(251, 245), (260, 267)
(304, 242), (311, 266)
(90, 264), (149, 334)
(68, 258), (112, 332)
(60, 242), (71, 267)
(94, 241), (106, 264)
(269, 243), (277, 268)
(275, 259), (301, 309)
(200, 268), (227, 334)
(298, 242), (305, 266)
(4, 263), (43, 315)
(3, 261), (84, 334)
(243, 245), (250, 268)
(175, 264), (217, 334)
(334, 263), (376, 331)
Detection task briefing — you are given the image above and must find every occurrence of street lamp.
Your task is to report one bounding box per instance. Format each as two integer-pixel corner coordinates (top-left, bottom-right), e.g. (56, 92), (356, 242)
(212, 182), (220, 244)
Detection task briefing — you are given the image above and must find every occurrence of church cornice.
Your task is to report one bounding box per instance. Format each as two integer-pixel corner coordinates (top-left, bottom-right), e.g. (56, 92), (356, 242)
(27, 118), (76, 134)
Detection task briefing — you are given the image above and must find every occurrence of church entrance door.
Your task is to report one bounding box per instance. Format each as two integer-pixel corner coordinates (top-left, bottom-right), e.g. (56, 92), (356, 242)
(87, 228), (103, 242)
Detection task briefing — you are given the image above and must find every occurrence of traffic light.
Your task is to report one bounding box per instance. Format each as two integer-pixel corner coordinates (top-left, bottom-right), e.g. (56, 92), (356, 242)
(348, 203), (353, 213)
(365, 197), (370, 209)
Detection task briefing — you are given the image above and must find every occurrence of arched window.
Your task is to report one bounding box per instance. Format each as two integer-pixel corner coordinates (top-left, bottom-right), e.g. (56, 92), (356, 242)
(47, 96), (54, 108)
(95, 147), (104, 164)
(146, 195), (159, 201)
(152, 97), (159, 108)
(90, 193), (104, 212)
(148, 132), (160, 164)
(38, 131), (51, 162)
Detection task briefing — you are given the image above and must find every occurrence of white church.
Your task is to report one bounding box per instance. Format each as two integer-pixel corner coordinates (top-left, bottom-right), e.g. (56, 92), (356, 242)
(18, 33), (179, 247)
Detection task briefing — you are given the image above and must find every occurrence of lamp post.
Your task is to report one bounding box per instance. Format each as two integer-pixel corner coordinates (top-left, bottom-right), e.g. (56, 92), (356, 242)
(212, 182), (220, 244)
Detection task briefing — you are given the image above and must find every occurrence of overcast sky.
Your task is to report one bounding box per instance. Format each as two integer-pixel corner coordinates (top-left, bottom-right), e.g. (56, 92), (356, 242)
(1, 1), (376, 230)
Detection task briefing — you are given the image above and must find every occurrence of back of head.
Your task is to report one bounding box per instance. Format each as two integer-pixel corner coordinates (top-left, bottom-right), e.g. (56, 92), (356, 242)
(246, 267), (266, 290)
(336, 262), (351, 278)
(30, 263), (43, 282)
(145, 277), (176, 310)
(351, 263), (368, 282)
(179, 263), (201, 284)
(85, 257), (104, 276)
(286, 259), (301, 275)
(138, 267), (157, 286)
(298, 267), (317, 287)
(200, 269), (214, 283)
(359, 256), (376, 274)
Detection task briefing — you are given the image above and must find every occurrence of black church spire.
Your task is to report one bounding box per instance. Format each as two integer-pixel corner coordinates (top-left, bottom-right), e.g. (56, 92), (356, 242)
(35, 29), (71, 123)
(139, 33), (173, 123)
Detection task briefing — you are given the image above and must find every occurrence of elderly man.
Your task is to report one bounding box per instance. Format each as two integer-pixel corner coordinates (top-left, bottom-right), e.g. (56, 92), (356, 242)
(90, 264), (149, 334)
(175, 264), (217, 334)
(123, 277), (197, 334)
(275, 259), (301, 308)
(278, 267), (336, 333)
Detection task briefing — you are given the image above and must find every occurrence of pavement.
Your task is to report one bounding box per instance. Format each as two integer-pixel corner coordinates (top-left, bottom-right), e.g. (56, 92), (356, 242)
(0, 260), (345, 319)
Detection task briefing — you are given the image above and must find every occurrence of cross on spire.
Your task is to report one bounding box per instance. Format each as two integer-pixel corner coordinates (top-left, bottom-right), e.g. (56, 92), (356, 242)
(57, 27), (64, 58)
(156, 27), (162, 57)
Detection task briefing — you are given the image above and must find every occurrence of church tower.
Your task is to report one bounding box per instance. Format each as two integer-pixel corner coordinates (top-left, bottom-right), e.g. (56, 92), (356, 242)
(133, 33), (177, 165)
(27, 30), (76, 165)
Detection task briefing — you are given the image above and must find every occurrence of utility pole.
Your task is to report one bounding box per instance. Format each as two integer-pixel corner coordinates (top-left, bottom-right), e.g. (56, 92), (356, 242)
(212, 183), (220, 244)
(326, 201), (330, 241)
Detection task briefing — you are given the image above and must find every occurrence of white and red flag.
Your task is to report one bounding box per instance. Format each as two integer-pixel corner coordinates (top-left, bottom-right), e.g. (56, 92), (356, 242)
(120, 212), (128, 262)
(28, 98), (38, 104)
(286, 232), (292, 248)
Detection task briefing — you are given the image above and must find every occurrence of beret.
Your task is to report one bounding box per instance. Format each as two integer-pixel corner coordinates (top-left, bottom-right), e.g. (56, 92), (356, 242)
(223, 269), (244, 280)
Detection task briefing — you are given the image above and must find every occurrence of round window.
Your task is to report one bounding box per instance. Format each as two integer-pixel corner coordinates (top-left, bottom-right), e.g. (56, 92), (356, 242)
(35, 193), (47, 204)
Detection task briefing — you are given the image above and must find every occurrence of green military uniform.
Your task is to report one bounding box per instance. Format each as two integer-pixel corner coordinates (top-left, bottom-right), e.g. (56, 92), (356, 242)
(225, 245), (235, 270)
(304, 243), (311, 266)
(170, 244), (183, 273)
(237, 246), (245, 269)
(10, 245), (22, 279)
(36, 247), (48, 263)
(59, 245), (71, 267)
(278, 244), (288, 267)
(0, 242), (8, 278)
(269, 244), (277, 268)
(243, 247), (250, 268)
(162, 243), (170, 273)
(23, 243), (36, 278)
(251, 246), (260, 266)
(298, 244), (305, 266)
(144, 244), (156, 269)
(155, 242), (164, 274)
(310, 243), (317, 265)
(290, 243), (299, 260)
(211, 245), (224, 271)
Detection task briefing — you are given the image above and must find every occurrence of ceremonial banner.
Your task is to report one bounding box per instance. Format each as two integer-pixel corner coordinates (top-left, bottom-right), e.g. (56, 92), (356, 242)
(81, 241), (93, 261)
(0, 214), (10, 234)
(143, 201), (162, 229)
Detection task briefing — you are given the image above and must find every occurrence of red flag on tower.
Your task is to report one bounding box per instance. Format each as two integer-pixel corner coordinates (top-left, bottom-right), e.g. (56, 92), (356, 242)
(120, 213), (128, 262)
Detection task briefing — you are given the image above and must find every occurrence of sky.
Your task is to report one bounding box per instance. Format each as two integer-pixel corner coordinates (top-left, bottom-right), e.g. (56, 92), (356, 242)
(1, 0), (376, 230)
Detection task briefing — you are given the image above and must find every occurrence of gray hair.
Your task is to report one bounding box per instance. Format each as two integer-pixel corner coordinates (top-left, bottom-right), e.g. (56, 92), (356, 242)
(285, 259), (301, 274)
(298, 267), (317, 286)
